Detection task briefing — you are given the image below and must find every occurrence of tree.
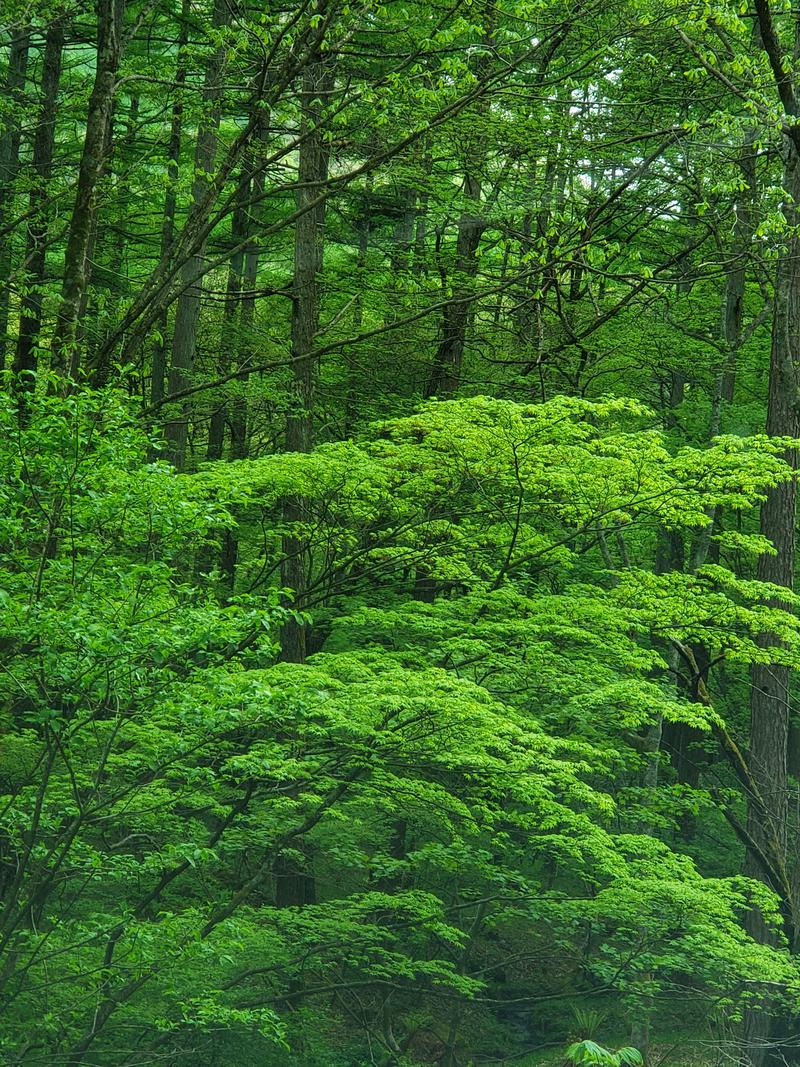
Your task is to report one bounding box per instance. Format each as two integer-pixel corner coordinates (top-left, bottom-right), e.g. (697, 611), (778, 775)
(5, 1), (800, 1063)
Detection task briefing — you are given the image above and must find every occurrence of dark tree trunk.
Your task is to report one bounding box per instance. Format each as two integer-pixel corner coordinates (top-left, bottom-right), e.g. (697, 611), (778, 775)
(425, 174), (484, 398)
(280, 60), (333, 664)
(12, 20), (64, 390)
(0, 28), (30, 368)
(218, 112), (268, 588)
(163, 0), (231, 468)
(284, 61), (332, 457)
(352, 191), (371, 331)
(206, 206), (245, 463)
(389, 186), (416, 275)
(50, 0), (124, 381)
(425, 4), (494, 398)
(413, 150), (432, 277)
(150, 0), (190, 417)
(720, 130), (757, 406)
(275, 63), (333, 907)
(744, 132), (800, 1067)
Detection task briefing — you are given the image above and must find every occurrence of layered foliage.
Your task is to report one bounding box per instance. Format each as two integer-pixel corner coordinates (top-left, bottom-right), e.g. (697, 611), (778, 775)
(1, 386), (798, 1063)
(5, 0), (800, 1063)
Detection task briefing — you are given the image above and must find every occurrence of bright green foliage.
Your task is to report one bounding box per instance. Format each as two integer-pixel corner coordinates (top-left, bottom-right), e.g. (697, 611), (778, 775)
(3, 0), (800, 1060)
(1, 385), (798, 1062)
(566, 1040), (644, 1067)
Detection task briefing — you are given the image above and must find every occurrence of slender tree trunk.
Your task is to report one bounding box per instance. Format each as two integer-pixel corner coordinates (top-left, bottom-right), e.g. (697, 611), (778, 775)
(12, 20), (64, 390)
(389, 186), (416, 275)
(150, 0), (189, 416)
(413, 149), (432, 277)
(746, 156), (800, 829)
(207, 206), (245, 462)
(0, 28), (29, 368)
(352, 185), (371, 331)
(425, 4), (494, 398)
(425, 173), (484, 398)
(230, 145), (265, 462)
(50, 0), (124, 381)
(280, 60), (333, 664)
(689, 130), (758, 573)
(217, 112), (269, 587)
(164, 0), (231, 468)
(720, 129), (757, 406)
(275, 62), (333, 892)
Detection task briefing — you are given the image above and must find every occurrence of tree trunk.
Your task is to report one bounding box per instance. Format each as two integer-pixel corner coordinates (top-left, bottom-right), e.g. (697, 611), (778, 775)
(206, 205), (245, 463)
(744, 132), (800, 1066)
(280, 60), (333, 664)
(149, 0), (190, 417)
(0, 28), (30, 368)
(413, 149), (432, 277)
(690, 129), (758, 573)
(425, 4), (494, 398)
(389, 186), (416, 275)
(50, 0), (124, 381)
(163, 0), (231, 468)
(720, 129), (757, 406)
(217, 113), (269, 587)
(425, 173), (484, 398)
(12, 20), (64, 391)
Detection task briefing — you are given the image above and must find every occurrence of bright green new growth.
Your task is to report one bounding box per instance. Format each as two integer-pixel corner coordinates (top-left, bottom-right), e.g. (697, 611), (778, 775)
(566, 1040), (644, 1067)
(1, 385), (798, 1062)
(4, 0), (800, 1059)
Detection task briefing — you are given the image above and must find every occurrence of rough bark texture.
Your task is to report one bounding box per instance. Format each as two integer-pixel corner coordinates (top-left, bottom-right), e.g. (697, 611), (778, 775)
(280, 60), (333, 664)
(0, 28), (29, 368)
(149, 0), (190, 415)
(425, 3), (495, 398)
(747, 148), (800, 866)
(163, 0), (231, 468)
(744, 134), (800, 1066)
(425, 173), (484, 398)
(51, 0), (124, 380)
(719, 130), (757, 405)
(12, 21), (64, 388)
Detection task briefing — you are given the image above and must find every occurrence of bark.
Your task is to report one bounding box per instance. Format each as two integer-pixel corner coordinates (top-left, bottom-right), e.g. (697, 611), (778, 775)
(0, 29), (29, 368)
(425, 171), (484, 398)
(689, 129), (758, 573)
(389, 186), (416, 274)
(285, 62), (332, 457)
(413, 157), (431, 277)
(720, 130), (757, 406)
(276, 63), (334, 888)
(352, 183), (372, 331)
(206, 203), (246, 462)
(230, 148), (265, 461)
(218, 114), (268, 587)
(746, 140), (800, 887)
(744, 130), (800, 1067)
(280, 60), (333, 664)
(150, 0), (190, 416)
(163, 0), (232, 468)
(50, 0), (125, 381)
(425, 4), (496, 398)
(12, 20), (64, 390)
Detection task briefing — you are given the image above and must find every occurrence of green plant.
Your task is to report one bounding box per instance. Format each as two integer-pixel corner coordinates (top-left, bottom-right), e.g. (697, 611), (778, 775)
(565, 1040), (644, 1067)
(571, 1007), (608, 1040)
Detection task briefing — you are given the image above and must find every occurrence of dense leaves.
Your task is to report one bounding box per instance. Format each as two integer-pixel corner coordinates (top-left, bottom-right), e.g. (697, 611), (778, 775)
(4, 0), (800, 1064)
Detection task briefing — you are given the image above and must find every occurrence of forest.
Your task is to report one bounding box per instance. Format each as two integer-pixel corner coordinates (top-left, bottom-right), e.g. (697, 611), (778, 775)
(7, 0), (800, 1064)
